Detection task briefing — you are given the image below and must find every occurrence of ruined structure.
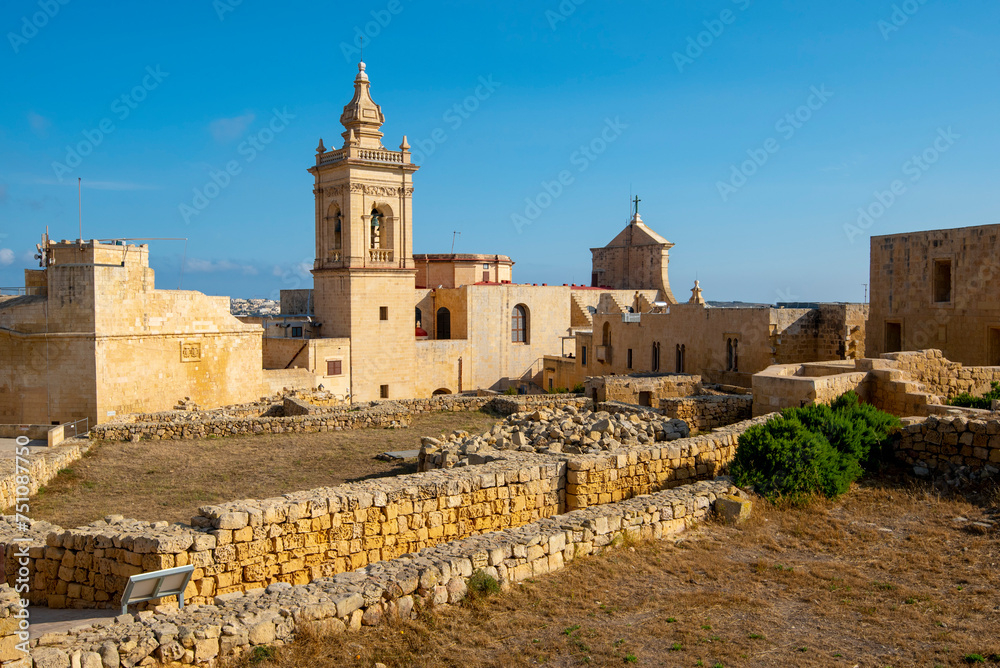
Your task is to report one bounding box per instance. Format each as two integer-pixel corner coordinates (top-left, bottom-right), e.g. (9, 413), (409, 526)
(867, 224), (1000, 366)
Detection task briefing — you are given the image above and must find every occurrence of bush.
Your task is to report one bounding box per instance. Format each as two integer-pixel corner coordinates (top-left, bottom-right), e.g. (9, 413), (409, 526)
(503, 387), (518, 396)
(572, 382), (585, 394)
(730, 392), (899, 503)
(548, 387), (569, 394)
(466, 570), (501, 602)
(948, 382), (1000, 410)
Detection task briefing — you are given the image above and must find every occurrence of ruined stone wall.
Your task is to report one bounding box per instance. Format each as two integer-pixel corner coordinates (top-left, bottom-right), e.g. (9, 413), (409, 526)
(881, 350), (1000, 400)
(585, 374), (702, 405)
(895, 414), (1000, 477)
(15, 480), (737, 667)
(564, 416), (772, 510)
(660, 394), (752, 431)
(0, 440), (91, 512)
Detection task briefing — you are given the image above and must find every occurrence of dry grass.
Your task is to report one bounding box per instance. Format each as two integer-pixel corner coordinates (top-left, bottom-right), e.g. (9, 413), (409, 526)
(225, 477), (1000, 668)
(27, 412), (499, 528)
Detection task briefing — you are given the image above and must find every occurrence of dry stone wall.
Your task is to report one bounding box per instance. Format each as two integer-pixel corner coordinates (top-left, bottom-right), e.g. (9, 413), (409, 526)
(21, 479), (739, 667)
(0, 439), (91, 513)
(90, 395), (591, 443)
(896, 414), (1000, 483)
(659, 394), (752, 431)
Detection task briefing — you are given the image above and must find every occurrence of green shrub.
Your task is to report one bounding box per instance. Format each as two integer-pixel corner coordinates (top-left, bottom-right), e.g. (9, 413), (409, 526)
(467, 570), (501, 597)
(948, 382), (1000, 410)
(730, 392), (899, 503)
(503, 387), (519, 396)
(572, 382), (585, 394)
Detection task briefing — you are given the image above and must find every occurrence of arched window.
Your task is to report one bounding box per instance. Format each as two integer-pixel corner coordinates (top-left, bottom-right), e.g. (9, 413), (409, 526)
(733, 339), (739, 372)
(436, 307), (451, 340)
(415, 307), (422, 328)
(602, 321), (612, 347)
(726, 338), (734, 371)
(652, 342), (660, 372)
(370, 206), (382, 249)
(676, 344), (682, 373)
(333, 211), (342, 250)
(512, 304), (528, 343)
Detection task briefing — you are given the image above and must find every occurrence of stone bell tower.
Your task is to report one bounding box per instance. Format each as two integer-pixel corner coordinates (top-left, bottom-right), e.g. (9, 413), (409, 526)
(309, 61), (419, 401)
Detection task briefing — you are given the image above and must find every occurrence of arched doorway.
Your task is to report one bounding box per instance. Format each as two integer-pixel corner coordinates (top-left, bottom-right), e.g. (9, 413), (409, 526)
(436, 307), (451, 340)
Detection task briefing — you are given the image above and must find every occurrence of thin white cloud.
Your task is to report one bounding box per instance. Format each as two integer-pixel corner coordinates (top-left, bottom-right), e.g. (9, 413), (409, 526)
(26, 111), (51, 138)
(209, 112), (256, 143)
(0, 249), (14, 266)
(185, 258), (258, 276)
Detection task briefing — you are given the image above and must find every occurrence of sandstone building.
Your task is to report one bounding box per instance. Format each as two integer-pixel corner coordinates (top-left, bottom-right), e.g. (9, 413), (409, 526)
(867, 224), (1000, 366)
(0, 239), (263, 425)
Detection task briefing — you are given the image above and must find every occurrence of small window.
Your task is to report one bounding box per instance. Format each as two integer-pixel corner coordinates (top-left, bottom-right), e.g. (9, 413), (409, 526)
(326, 360), (342, 376)
(512, 304), (528, 343)
(291, 326), (303, 338)
(581, 346), (588, 366)
(380, 306), (389, 321)
(548, 378), (553, 390)
(627, 348), (633, 370)
(415, 307), (422, 327)
(483, 263), (489, 270)
(652, 342), (660, 372)
(885, 322), (902, 353)
(933, 259), (952, 303)
(380, 384), (389, 399)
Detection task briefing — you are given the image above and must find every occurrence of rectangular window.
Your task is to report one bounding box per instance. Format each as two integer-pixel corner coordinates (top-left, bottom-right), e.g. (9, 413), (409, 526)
(581, 346), (588, 366)
(326, 360), (342, 376)
(483, 263), (489, 270)
(291, 326), (303, 338)
(933, 259), (952, 303)
(548, 378), (553, 390)
(380, 384), (389, 399)
(627, 348), (633, 369)
(379, 306), (389, 321)
(885, 321), (902, 353)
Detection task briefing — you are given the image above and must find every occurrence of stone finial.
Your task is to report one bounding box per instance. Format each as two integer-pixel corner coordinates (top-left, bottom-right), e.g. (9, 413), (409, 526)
(688, 280), (706, 306)
(340, 61), (385, 148)
(400, 135), (410, 152)
(316, 138), (325, 154)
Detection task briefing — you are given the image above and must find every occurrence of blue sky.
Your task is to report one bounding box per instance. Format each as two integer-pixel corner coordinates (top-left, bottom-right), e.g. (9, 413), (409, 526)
(1, 0), (997, 303)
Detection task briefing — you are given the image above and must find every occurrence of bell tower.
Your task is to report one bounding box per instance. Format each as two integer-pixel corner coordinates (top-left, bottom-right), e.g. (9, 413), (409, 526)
(310, 61), (419, 401)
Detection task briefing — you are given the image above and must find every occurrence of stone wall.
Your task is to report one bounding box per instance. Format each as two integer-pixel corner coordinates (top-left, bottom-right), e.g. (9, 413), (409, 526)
(563, 416), (772, 511)
(90, 395), (591, 443)
(660, 394), (753, 431)
(0, 585), (24, 667)
(0, 439), (91, 513)
(585, 374), (702, 405)
(18, 480), (738, 667)
(880, 350), (1000, 400)
(895, 414), (1000, 480)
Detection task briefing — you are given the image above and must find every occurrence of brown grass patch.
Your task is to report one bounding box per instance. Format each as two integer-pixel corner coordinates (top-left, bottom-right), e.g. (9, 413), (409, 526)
(27, 412), (498, 527)
(224, 477), (1000, 667)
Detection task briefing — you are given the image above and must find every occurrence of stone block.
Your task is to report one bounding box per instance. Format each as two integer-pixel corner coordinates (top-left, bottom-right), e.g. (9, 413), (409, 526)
(715, 495), (752, 524)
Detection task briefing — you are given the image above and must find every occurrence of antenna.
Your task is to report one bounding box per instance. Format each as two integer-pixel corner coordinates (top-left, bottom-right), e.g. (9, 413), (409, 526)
(360, 36), (363, 62)
(863, 283), (868, 304)
(451, 231), (461, 254)
(78, 178), (82, 241)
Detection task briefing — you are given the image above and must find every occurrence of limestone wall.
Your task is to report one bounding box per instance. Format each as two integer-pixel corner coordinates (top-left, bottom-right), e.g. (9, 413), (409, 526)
(0, 439), (91, 513)
(895, 414), (1000, 478)
(15, 480), (737, 667)
(585, 374), (702, 405)
(660, 394), (752, 431)
(563, 416), (772, 511)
